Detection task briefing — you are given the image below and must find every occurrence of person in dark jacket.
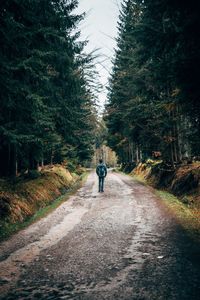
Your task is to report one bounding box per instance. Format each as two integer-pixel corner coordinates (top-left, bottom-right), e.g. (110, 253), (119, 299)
(96, 159), (107, 192)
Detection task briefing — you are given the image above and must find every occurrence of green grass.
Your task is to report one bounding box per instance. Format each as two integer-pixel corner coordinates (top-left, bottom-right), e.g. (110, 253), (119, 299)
(127, 172), (200, 242)
(155, 190), (200, 242)
(0, 172), (89, 242)
(131, 174), (147, 185)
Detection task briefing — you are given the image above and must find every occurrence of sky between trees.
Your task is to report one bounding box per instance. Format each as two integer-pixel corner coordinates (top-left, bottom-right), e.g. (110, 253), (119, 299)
(75, 0), (122, 111)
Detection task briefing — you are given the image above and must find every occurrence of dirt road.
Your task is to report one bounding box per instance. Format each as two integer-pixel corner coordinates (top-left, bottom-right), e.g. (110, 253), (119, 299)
(0, 170), (199, 299)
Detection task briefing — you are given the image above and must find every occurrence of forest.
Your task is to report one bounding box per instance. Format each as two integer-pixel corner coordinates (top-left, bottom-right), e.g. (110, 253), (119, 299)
(0, 0), (98, 177)
(105, 0), (200, 167)
(0, 0), (200, 177)
(0, 2), (200, 298)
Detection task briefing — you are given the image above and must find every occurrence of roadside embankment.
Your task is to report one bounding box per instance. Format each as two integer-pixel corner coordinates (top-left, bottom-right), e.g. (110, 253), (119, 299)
(131, 160), (200, 208)
(128, 160), (200, 241)
(0, 164), (86, 241)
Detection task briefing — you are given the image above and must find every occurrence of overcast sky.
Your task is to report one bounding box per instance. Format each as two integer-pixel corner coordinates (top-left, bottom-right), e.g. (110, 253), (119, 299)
(75, 0), (122, 111)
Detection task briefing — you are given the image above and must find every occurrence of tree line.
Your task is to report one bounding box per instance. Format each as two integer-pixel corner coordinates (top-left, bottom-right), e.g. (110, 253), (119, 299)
(105, 0), (200, 166)
(0, 0), (98, 177)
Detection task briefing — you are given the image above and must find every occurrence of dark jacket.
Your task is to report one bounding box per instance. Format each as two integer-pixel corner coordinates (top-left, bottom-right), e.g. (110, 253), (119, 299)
(96, 163), (107, 177)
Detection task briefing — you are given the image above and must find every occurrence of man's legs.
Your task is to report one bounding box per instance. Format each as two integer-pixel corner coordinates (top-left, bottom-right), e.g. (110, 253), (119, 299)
(98, 177), (105, 192)
(101, 177), (104, 192)
(98, 177), (101, 192)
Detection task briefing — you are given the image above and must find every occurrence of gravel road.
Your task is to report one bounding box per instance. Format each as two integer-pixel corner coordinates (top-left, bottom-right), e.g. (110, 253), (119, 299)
(0, 170), (199, 300)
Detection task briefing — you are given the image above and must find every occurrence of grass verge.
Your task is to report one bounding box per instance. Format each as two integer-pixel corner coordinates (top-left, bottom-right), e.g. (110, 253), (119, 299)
(155, 190), (200, 242)
(131, 173), (200, 242)
(0, 172), (89, 242)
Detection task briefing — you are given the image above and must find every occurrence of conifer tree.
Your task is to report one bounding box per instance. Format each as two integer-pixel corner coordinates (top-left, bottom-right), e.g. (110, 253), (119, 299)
(105, 0), (200, 165)
(0, 0), (97, 176)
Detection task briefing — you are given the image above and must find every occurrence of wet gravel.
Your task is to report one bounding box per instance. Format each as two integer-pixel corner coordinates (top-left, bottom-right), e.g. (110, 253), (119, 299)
(0, 170), (200, 299)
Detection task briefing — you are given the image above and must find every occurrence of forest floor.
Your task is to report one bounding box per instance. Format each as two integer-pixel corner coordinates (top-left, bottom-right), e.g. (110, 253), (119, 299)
(0, 170), (199, 299)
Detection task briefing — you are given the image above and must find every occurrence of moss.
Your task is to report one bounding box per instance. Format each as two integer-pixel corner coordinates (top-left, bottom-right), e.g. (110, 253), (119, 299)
(0, 170), (88, 242)
(0, 166), (79, 225)
(132, 174), (147, 185)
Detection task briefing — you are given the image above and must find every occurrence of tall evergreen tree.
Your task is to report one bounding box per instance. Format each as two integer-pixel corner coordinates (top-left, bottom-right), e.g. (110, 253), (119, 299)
(105, 0), (200, 165)
(0, 0), (98, 176)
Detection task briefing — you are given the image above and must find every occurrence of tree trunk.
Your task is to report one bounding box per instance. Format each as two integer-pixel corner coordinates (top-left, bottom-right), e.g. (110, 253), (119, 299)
(170, 139), (175, 168)
(176, 105), (183, 162)
(14, 147), (18, 177)
(50, 149), (54, 165)
(136, 144), (139, 164)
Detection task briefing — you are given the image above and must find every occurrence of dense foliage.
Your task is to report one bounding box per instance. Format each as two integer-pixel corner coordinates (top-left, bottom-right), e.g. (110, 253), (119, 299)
(0, 0), (97, 176)
(105, 0), (200, 166)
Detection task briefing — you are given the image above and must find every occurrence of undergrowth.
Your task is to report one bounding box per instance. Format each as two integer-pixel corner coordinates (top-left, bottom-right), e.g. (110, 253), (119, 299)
(0, 171), (88, 242)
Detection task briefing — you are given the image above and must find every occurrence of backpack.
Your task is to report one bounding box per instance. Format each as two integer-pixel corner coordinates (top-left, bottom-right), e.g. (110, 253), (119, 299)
(98, 165), (106, 177)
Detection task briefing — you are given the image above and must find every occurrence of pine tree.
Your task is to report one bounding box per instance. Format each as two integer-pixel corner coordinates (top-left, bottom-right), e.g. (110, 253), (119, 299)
(105, 0), (200, 165)
(0, 0), (98, 176)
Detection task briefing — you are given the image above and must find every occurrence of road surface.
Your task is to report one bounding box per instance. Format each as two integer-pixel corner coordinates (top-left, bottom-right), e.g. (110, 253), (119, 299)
(0, 170), (199, 299)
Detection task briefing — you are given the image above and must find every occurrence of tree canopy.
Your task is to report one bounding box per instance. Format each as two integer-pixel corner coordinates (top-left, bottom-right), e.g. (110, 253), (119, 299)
(105, 0), (200, 165)
(0, 0), (98, 176)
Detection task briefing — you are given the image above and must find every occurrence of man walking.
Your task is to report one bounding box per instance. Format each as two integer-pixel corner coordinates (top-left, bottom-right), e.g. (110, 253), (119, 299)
(96, 159), (107, 192)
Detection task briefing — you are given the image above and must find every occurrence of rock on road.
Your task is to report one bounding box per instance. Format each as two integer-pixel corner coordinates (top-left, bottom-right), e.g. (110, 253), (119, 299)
(0, 170), (200, 300)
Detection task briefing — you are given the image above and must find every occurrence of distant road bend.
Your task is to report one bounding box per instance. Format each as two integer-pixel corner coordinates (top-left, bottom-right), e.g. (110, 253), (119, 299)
(0, 170), (199, 299)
